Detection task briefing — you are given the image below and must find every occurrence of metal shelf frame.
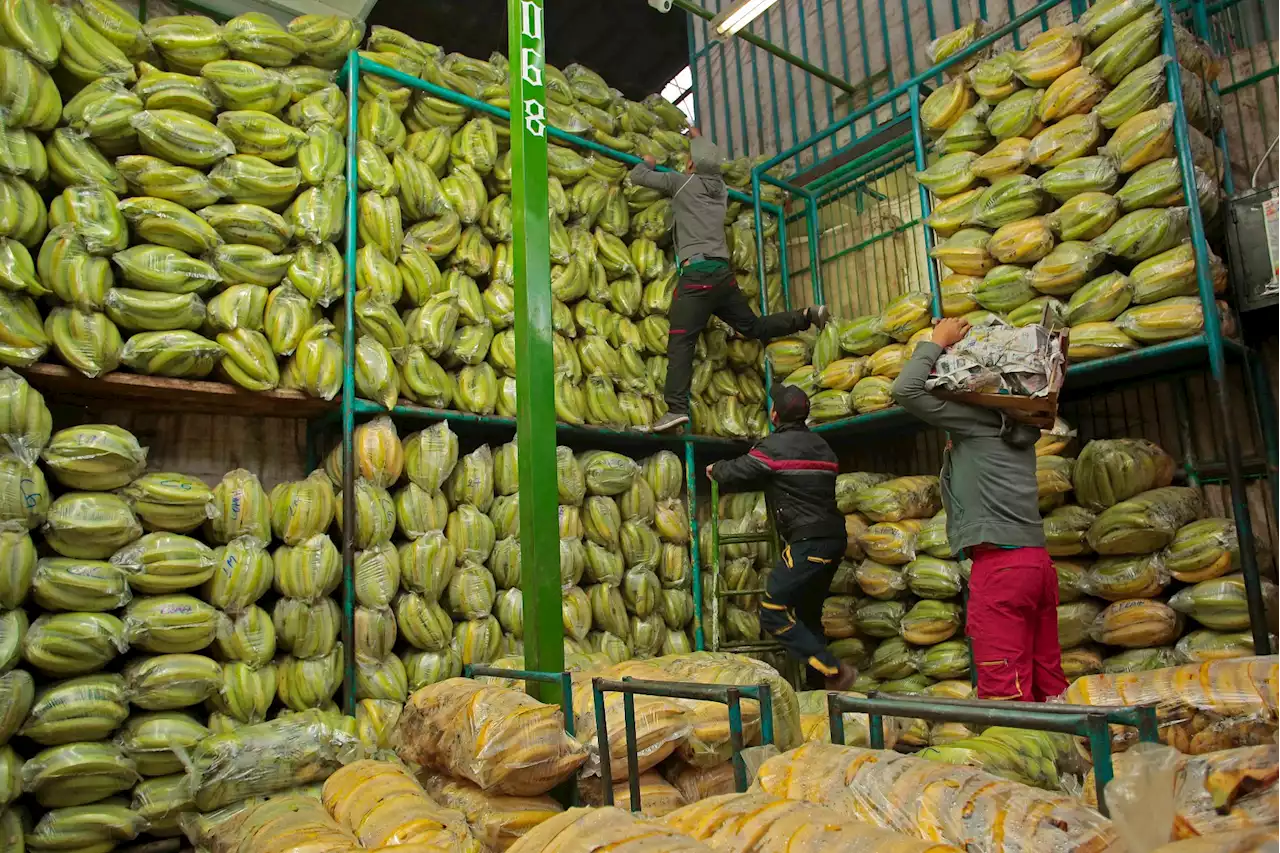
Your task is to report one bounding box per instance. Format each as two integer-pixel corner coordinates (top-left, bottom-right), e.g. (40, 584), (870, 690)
(739, 0), (1276, 658)
(334, 16), (792, 709)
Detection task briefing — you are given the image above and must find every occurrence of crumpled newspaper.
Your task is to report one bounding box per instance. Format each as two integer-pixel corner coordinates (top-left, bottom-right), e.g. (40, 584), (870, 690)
(926, 319), (1065, 397)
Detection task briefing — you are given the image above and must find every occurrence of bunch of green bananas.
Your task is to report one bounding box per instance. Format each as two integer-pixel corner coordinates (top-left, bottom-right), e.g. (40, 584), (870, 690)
(333, 478), (396, 550)
(355, 603), (397, 660)
(22, 740), (139, 807)
(395, 590), (452, 651)
(210, 155), (303, 210)
(282, 319), (343, 400)
(113, 530), (217, 593)
(117, 710), (210, 775)
(124, 652), (221, 710)
(396, 531), (454, 601)
(42, 423), (145, 489)
(0, 47), (61, 132)
(0, 453), (45, 530)
(210, 604), (275, 666)
(206, 283), (268, 333)
(132, 774), (195, 837)
(355, 653), (408, 703)
(119, 196), (225, 255)
(43, 492), (142, 560)
(0, 529), (35, 609)
(124, 594), (220, 653)
(287, 178), (346, 244)
(207, 469), (271, 545)
(354, 335), (397, 410)
(276, 642), (343, 711)
(31, 558), (130, 612)
(22, 612), (126, 676)
(121, 329), (224, 379)
(210, 660), (277, 723)
(264, 285), (319, 355)
(272, 532), (340, 601)
(132, 109), (236, 167)
(273, 595), (339, 658)
(285, 241), (343, 306)
(203, 59), (294, 113)
(0, 289), (49, 366)
(53, 4), (135, 83)
(0, 607), (23, 672)
(287, 84), (345, 130)
(216, 327), (279, 390)
(144, 15), (227, 72)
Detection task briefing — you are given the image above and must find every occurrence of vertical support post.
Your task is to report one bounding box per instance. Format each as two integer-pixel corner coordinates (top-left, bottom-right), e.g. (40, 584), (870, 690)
(827, 695), (846, 745)
(1135, 706), (1160, 744)
(685, 441), (705, 651)
(1157, 0), (1269, 656)
(1174, 380), (1201, 486)
(622, 685), (642, 811)
(727, 688), (748, 792)
(592, 680), (613, 805)
(869, 713), (886, 749)
(709, 478), (723, 652)
(758, 685), (774, 746)
(509, 0), (566, 691)
(339, 51), (360, 716)
(908, 83), (942, 318)
(1087, 714), (1114, 818)
(804, 193), (823, 306)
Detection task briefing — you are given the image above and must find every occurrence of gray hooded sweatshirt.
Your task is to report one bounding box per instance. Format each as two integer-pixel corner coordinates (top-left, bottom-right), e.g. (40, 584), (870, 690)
(892, 341), (1045, 557)
(627, 137), (729, 263)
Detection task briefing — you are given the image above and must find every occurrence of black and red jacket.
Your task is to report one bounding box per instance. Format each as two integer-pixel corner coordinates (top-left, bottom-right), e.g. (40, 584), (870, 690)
(710, 421), (845, 543)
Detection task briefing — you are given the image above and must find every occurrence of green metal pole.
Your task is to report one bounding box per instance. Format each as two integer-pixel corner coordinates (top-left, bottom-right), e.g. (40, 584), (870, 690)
(804, 194), (823, 305)
(340, 51), (360, 716)
(685, 441), (705, 651)
(509, 0), (565, 696)
(668, 0), (860, 96)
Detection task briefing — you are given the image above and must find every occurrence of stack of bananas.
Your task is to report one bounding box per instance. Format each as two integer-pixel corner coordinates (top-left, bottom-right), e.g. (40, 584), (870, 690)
(757, 289), (935, 425)
(0, 0), (784, 440)
(0, 386), (380, 848)
(0, 0), (365, 390)
(916, 12), (1230, 367)
(373, 417), (696, 691)
(350, 26), (780, 438)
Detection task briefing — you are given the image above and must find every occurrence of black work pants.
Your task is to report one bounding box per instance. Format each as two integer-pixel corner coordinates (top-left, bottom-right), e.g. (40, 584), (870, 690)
(664, 263), (808, 415)
(758, 536), (844, 685)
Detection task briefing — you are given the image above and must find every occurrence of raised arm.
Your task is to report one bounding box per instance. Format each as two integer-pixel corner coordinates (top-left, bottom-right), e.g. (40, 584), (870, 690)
(891, 320), (993, 436)
(628, 156), (685, 196)
(708, 444), (772, 492)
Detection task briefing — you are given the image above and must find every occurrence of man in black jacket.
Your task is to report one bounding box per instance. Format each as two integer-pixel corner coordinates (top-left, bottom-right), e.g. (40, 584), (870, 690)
(707, 385), (855, 690)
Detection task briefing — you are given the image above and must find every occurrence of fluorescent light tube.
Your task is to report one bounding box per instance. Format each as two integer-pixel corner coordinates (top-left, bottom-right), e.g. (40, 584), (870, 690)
(712, 0), (779, 37)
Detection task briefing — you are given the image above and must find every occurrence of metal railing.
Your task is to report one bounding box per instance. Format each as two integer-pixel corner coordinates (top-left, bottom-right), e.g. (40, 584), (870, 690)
(591, 676), (774, 809)
(826, 692), (1160, 816)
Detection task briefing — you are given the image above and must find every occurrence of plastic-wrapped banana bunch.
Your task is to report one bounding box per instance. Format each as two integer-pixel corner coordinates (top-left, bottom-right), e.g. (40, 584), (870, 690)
(213, 604), (276, 667)
(0, 528), (35, 610)
(111, 531), (215, 595)
(323, 416), (404, 490)
(277, 642), (344, 711)
(269, 469), (336, 545)
(21, 740), (139, 808)
(273, 532), (341, 602)
(274, 596), (339, 658)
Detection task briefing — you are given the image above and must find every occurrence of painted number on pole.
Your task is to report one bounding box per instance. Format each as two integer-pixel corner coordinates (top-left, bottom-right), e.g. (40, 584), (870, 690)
(520, 0), (545, 137)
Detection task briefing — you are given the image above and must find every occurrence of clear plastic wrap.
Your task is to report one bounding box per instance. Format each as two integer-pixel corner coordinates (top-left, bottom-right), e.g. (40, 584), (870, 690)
(507, 805), (711, 852)
(1074, 438), (1175, 512)
(579, 771), (688, 818)
(852, 476), (941, 522)
(1087, 486), (1204, 555)
(321, 759), (478, 849)
(665, 792), (965, 852)
(185, 708), (361, 811)
(751, 743), (1119, 852)
(423, 771), (563, 850)
(393, 677), (587, 795)
(1065, 655), (1278, 755)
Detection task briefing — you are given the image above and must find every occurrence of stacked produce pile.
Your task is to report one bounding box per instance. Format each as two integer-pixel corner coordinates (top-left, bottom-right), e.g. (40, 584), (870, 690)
(752, 742), (1121, 851)
(0, 0), (778, 438)
(697, 488), (770, 644)
(763, 290), (936, 423)
(0, 368), (375, 848)
(340, 417), (697, 694)
(1041, 436), (1275, 679)
(0, 0), (365, 391)
(919, 4), (1232, 363)
(1066, 655), (1277, 754)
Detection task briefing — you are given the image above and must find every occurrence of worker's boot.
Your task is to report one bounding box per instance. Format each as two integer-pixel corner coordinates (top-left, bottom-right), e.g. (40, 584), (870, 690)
(807, 304), (830, 330)
(649, 412), (690, 433)
(824, 662), (856, 692)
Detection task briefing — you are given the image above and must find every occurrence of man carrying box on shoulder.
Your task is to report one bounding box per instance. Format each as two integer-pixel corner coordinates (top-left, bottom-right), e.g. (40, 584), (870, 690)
(891, 317), (1067, 702)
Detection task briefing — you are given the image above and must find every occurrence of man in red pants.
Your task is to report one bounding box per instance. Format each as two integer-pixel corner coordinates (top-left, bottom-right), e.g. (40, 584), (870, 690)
(891, 317), (1066, 701)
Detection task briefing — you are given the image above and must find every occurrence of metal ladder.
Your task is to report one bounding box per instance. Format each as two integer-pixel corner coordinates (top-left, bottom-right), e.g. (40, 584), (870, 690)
(705, 479), (804, 687)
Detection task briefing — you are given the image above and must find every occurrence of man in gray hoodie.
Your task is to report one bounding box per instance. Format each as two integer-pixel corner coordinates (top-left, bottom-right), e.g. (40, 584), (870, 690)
(891, 317), (1067, 702)
(628, 130), (828, 433)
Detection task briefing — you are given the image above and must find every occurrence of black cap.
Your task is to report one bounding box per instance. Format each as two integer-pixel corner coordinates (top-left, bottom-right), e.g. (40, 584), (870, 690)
(771, 384), (810, 424)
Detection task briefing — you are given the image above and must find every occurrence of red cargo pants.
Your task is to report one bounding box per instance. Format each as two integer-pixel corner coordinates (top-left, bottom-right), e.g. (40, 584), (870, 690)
(966, 545), (1068, 702)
